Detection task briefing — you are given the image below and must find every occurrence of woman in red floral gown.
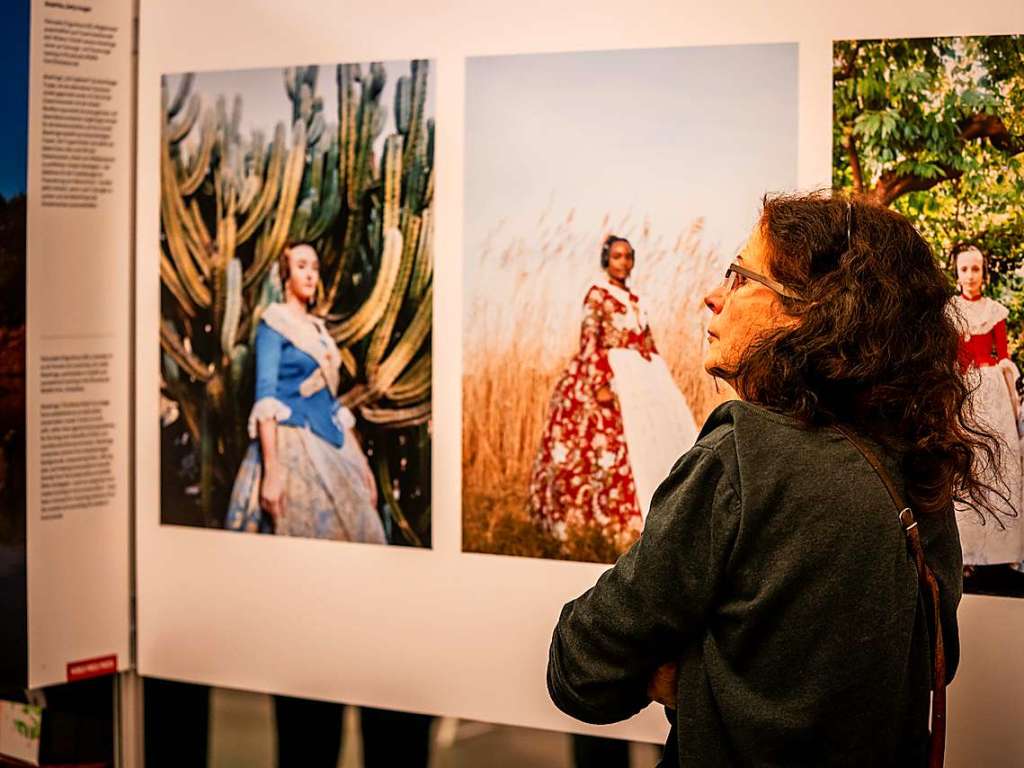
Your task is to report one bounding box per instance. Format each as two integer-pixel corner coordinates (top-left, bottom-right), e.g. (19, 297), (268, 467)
(529, 236), (698, 553)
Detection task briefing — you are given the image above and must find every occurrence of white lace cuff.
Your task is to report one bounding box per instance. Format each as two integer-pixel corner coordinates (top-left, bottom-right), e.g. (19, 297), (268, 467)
(333, 404), (356, 431)
(995, 358), (1019, 387)
(247, 397), (292, 439)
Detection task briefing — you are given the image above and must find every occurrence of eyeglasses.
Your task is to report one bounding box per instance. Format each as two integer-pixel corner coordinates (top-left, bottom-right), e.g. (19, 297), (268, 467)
(723, 262), (800, 300)
(721, 199), (851, 302)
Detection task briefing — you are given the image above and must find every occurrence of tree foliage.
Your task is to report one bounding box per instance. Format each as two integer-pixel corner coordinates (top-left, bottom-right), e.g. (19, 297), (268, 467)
(833, 36), (1024, 360)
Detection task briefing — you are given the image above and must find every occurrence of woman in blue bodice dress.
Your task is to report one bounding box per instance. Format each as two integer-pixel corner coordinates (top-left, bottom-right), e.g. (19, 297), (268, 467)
(225, 243), (385, 543)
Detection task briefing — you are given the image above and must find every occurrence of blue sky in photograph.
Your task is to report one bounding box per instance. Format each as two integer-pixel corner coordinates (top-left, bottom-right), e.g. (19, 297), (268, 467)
(0, 0), (30, 199)
(464, 44), (798, 263)
(163, 61), (434, 161)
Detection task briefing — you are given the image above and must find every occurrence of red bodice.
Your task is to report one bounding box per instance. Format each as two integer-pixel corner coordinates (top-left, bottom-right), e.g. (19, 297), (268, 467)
(959, 321), (1007, 369)
(953, 294), (1009, 371)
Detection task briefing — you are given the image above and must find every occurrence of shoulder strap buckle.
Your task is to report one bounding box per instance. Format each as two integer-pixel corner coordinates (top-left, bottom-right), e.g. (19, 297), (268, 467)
(898, 507), (918, 533)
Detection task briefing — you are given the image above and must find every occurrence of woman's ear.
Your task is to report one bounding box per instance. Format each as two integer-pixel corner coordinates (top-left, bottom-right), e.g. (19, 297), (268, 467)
(773, 299), (802, 330)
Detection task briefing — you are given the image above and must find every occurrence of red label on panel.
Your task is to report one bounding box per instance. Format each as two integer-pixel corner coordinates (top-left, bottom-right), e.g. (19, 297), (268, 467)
(65, 654), (117, 682)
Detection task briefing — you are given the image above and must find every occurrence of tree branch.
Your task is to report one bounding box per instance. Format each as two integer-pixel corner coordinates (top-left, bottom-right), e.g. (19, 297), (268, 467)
(869, 111), (1023, 206)
(871, 164), (962, 207)
(958, 113), (1023, 154)
(843, 129), (864, 194)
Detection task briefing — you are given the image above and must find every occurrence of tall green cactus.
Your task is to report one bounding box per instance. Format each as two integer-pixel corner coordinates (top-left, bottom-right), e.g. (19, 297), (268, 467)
(160, 62), (433, 543)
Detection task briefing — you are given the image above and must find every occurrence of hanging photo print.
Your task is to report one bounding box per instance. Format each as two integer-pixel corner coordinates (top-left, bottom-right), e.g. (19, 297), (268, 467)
(159, 61), (434, 548)
(833, 35), (1024, 598)
(463, 43), (798, 563)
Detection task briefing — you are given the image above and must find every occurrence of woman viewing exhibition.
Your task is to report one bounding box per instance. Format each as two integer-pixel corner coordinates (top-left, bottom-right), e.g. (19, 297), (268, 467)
(949, 244), (1024, 578)
(548, 193), (992, 766)
(529, 235), (699, 553)
(225, 242), (385, 544)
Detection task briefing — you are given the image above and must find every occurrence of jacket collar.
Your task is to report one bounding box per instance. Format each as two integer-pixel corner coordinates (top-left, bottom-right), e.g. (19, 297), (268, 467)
(261, 303), (342, 395)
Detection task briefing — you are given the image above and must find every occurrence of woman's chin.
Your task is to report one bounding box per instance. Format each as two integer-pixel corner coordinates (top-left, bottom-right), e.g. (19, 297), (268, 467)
(702, 351), (720, 375)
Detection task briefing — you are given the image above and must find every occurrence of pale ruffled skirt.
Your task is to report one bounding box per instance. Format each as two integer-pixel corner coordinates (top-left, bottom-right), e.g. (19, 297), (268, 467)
(608, 349), (699, 520)
(225, 425), (386, 544)
(956, 365), (1024, 565)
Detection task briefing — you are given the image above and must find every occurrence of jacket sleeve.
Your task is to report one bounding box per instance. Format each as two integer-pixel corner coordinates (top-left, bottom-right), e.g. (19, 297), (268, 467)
(547, 443), (740, 724)
(247, 322), (292, 439)
(254, 321), (284, 401)
(925, 504), (963, 685)
(578, 287), (613, 393)
(993, 319), (1010, 361)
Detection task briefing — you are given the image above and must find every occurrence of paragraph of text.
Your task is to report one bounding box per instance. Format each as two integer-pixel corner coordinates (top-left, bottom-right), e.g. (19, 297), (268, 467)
(39, 400), (116, 518)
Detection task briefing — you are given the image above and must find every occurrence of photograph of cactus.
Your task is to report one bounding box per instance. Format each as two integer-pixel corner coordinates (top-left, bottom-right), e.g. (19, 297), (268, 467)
(160, 61), (433, 548)
(833, 35), (1024, 597)
(462, 44), (798, 563)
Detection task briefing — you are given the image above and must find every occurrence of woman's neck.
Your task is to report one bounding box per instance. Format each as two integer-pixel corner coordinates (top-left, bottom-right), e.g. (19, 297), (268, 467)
(606, 275), (628, 290)
(960, 291), (983, 302)
(284, 294), (310, 317)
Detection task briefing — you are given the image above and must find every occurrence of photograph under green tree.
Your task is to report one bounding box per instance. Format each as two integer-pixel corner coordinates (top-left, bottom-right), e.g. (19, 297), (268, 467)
(833, 35), (1024, 364)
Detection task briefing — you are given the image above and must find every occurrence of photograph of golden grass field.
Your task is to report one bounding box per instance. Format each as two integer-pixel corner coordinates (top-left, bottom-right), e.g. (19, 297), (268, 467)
(462, 44), (798, 562)
(462, 215), (730, 562)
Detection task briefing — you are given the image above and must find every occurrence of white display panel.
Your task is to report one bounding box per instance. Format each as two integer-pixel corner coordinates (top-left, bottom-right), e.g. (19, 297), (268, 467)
(136, 0), (1024, 754)
(25, 0), (133, 689)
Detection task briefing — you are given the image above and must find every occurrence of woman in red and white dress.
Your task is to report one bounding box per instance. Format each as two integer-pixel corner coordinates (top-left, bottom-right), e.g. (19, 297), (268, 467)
(529, 235), (699, 553)
(950, 245), (1024, 569)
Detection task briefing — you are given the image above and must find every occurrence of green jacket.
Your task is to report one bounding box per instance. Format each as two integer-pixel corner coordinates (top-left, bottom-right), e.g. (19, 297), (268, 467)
(548, 400), (962, 767)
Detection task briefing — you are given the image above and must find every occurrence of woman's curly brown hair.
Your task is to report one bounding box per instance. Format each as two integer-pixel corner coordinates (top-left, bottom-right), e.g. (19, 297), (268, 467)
(729, 191), (1004, 519)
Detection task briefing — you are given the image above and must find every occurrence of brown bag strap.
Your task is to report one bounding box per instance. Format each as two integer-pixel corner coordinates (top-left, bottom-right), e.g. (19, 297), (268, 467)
(833, 425), (946, 768)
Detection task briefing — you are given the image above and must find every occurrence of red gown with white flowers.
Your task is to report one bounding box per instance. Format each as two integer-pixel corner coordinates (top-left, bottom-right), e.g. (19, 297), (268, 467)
(529, 280), (698, 552)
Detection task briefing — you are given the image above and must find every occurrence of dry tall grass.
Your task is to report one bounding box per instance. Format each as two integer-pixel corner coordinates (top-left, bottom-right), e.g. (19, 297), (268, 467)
(463, 211), (731, 562)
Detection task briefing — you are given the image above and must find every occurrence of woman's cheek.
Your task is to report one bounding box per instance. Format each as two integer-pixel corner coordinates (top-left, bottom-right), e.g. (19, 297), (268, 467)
(722, 337), (744, 369)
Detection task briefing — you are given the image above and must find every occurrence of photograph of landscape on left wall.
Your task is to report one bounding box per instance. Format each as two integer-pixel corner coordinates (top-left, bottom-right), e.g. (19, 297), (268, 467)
(0, 0), (30, 687)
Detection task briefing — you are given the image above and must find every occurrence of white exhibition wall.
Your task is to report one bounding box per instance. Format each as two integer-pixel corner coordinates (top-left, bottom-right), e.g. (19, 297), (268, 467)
(135, 0), (1024, 761)
(26, 0), (133, 689)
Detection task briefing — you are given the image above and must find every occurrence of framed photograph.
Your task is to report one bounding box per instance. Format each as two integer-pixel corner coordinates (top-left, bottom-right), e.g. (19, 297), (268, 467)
(833, 35), (1024, 597)
(159, 61), (434, 548)
(463, 43), (798, 562)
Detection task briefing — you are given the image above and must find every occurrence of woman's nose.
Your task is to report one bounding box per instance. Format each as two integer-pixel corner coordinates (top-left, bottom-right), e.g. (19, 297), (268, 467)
(704, 284), (725, 314)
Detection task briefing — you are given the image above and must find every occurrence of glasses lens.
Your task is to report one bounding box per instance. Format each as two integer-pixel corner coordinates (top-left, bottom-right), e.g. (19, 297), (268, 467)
(725, 267), (745, 292)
